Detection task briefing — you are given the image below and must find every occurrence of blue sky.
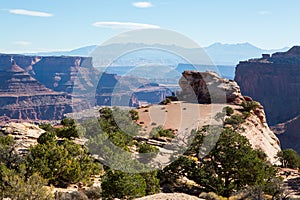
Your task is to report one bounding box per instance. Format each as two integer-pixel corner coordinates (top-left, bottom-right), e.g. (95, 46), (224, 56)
(0, 0), (299, 53)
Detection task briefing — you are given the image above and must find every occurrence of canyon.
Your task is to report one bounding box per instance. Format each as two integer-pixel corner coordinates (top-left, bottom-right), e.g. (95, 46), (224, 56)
(0, 54), (175, 121)
(235, 46), (300, 152)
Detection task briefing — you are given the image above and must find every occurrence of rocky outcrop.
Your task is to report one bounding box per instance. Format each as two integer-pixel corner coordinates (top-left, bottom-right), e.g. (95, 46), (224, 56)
(235, 46), (300, 152)
(178, 71), (281, 163)
(237, 102), (281, 164)
(235, 46), (300, 126)
(178, 71), (244, 104)
(0, 122), (45, 154)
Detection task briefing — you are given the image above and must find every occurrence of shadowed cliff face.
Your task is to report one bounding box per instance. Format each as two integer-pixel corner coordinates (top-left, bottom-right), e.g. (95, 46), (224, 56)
(0, 61), (72, 120)
(235, 46), (300, 152)
(235, 46), (300, 126)
(31, 56), (99, 94)
(0, 54), (99, 120)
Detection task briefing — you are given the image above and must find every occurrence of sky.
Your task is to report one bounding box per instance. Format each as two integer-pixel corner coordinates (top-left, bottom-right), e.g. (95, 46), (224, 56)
(0, 0), (299, 53)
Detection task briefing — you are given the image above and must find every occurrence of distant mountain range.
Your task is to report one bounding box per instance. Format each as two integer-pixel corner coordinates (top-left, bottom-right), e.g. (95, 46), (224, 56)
(25, 42), (289, 66)
(205, 42), (289, 65)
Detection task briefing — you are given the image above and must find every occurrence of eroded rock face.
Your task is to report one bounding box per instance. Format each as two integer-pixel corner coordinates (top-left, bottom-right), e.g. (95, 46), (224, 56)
(179, 71), (244, 104)
(0, 53), (175, 120)
(178, 70), (281, 163)
(235, 46), (300, 153)
(0, 122), (45, 154)
(0, 62), (71, 120)
(32, 56), (99, 94)
(237, 103), (281, 164)
(235, 46), (300, 126)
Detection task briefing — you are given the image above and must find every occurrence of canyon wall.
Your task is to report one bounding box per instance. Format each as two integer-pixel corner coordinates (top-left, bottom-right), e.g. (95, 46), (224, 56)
(0, 54), (174, 120)
(235, 46), (300, 152)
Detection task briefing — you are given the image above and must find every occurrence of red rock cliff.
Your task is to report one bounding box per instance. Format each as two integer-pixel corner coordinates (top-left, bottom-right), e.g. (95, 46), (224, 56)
(235, 46), (300, 152)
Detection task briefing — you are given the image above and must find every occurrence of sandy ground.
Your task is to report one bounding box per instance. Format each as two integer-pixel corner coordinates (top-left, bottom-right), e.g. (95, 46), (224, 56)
(134, 193), (203, 200)
(136, 101), (227, 135)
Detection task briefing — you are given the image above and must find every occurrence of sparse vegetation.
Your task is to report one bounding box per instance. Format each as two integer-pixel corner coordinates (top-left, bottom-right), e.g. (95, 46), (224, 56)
(223, 106), (234, 116)
(160, 126), (278, 197)
(277, 148), (300, 169)
(224, 114), (245, 129)
(101, 170), (147, 199)
(26, 138), (100, 187)
(0, 105), (293, 199)
(240, 100), (259, 112)
(160, 98), (172, 105)
(150, 126), (175, 139)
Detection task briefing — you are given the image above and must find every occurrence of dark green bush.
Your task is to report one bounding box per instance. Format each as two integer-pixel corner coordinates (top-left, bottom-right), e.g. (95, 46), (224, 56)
(150, 126), (174, 139)
(0, 165), (53, 200)
(84, 186), (102, 200)
(223, 106), (234, 116)
(101, 170), (146, 199)
(37, 132), (56, 144)
(26, 140), (100, 187)
(161, 98), (172, 105)
(240, 101), (259, 112)
(224, 114), (245, 129)
(277, 148), (300, 169)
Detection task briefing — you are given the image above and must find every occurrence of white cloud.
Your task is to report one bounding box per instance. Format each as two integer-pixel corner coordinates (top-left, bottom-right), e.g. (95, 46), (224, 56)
(259, 10), (271, 15)
(92, 21), (160, 29)
(9, 9), (53, 17)
(13, 41), (31, 46)
(132, 2), (153, 8)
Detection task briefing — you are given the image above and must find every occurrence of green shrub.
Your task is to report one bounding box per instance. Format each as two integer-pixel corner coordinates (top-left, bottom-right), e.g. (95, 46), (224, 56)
(277, 148), (300, 169)
(84, 186), (102, 200)
(26, 140), (100, 187)
(223, 106), (234, 116)
(224, 114), (245, 129)
(56, 126), (79, 139)
(242, 111), (251, 118)
(138, 143), (159, 163)
(37, 132), (56, 144)
(138, 143), (159, 154)
(160, 127), (277, 197)
(129, 109), (139, 121)
(61, 118), (76, 127)
(0, 166), (53, 200)
(150, 126), (175, 139)
(161, 98), (172, 105)
(141, 171), (160, 195)
(101, 170), (146, 199)
(240, 101), (259, 112)
(0, 135), (22, 170)
(39, 123), (55, 133)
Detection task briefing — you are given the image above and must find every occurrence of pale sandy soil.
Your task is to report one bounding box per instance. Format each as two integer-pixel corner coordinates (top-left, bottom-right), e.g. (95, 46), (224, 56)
(136, 101), (227, 135)
(134, 193), (203, 200)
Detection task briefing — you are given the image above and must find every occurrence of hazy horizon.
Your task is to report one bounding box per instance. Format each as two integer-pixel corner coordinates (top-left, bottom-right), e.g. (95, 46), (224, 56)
(1, 0), (299, 53)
